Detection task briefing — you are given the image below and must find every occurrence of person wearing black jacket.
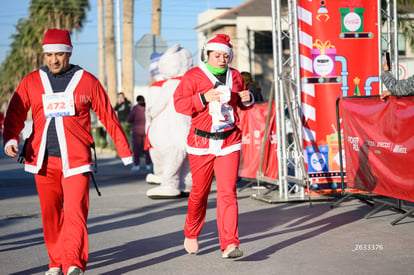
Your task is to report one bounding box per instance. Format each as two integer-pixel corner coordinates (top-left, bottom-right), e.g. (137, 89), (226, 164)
(114, 92), (132, 139)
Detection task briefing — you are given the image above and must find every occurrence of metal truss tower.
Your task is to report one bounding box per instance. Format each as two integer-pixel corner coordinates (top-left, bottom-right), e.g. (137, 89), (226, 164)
(380, 0), (399, 82)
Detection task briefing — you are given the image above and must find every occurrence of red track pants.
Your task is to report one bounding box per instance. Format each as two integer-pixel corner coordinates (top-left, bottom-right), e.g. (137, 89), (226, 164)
(184, 151), (240, 251)
(34, 156), (90, 274)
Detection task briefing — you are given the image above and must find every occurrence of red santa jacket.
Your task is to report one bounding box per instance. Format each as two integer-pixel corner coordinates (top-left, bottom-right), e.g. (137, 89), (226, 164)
(3, 68), (133, 177)
(173, 63), (253, 156)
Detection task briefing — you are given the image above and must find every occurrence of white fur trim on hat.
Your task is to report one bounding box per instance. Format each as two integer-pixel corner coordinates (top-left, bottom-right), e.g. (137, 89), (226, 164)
(205, 42), (232, 56)
(42, 44), (73, 53)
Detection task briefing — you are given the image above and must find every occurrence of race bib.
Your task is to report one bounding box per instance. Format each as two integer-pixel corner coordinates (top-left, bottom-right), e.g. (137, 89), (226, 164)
(212, 104), (235, 131)
(43, 93), (75, 118)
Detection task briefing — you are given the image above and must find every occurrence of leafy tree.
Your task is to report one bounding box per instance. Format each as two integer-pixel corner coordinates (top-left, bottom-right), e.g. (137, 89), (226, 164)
(0, 0), (90, 107)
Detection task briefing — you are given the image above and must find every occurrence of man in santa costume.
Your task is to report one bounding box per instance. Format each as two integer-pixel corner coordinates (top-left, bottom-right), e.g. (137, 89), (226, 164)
(174, 34), (254, 258)
(3, 29), (133, 275)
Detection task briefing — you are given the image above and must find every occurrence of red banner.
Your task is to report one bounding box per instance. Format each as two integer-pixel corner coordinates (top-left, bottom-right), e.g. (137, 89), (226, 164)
(298, 0), (380, 185)
(239, 102), (278, 180)
(341, 96), (414, 202)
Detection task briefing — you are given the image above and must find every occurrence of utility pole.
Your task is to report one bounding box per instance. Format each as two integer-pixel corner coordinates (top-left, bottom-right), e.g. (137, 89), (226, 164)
(116, 0), (122, 93)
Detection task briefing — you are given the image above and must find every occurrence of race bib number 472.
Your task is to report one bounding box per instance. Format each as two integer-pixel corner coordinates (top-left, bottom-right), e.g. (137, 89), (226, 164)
(42, 93), (75, 118)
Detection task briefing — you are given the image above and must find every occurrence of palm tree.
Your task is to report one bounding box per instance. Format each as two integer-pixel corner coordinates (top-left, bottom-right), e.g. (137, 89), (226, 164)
(98, 0), (106, 86)
(104, 0), (118, 105)
(29, 0), (89, 30)
(0, 0), (90, 106)
(152, 0), (161, 35)
(123, 0), (134, 101)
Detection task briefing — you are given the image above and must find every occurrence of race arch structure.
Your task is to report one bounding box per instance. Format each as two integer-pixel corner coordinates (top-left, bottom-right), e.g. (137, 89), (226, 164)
(251, 0), (399, 204)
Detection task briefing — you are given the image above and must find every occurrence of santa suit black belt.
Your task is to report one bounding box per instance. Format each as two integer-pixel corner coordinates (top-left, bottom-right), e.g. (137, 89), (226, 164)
(194, 127), (235, 140)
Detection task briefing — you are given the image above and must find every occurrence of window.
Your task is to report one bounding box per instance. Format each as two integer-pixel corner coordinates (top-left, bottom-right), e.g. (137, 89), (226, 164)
(254, 31), (290, 54)
(254, 31), (272, 54)
(381, 33), (406, 55)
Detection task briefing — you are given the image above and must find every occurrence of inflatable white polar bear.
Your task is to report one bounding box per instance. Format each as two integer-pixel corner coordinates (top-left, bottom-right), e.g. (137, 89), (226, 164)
(144, 54), (166, 185)
(145, 44), (193, 199)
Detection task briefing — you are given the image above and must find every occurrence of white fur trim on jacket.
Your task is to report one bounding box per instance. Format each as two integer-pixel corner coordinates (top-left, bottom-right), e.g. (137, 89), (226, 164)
(34, 70), (86, 178)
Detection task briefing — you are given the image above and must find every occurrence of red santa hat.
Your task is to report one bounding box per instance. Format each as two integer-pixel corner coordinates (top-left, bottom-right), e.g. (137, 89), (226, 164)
(42, 29), (73, 53)
(201, 34), (233, 62)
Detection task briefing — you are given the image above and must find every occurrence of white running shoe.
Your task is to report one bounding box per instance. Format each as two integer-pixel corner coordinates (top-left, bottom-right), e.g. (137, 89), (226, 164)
(222, 244), (243, 258)
(45, 267), (63, 275)
(184, 237), (199, 254)
(67, 266), (84, 275)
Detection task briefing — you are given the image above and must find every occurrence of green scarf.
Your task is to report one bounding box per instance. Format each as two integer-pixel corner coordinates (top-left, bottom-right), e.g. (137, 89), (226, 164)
(205, 62), (227, 75)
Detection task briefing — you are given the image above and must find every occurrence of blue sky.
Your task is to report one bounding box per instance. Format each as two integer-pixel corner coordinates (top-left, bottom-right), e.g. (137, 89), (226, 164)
(0, 0), (245, 86)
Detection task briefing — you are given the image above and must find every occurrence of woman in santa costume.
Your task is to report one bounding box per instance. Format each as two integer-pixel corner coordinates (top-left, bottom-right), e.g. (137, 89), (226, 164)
(174, 34), (254, 258)
(3, 29), (133, 275)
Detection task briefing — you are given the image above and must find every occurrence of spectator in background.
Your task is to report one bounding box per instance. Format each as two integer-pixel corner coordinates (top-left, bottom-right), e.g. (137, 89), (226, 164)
(114, 92), (132, 138)
(241, 71), (264, 102)
(380, 56), (414, 99)
(128, 95), (152, 171)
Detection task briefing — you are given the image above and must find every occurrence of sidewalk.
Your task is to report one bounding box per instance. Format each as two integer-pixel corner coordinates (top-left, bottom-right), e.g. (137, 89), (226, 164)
(1, 150), (414, 275)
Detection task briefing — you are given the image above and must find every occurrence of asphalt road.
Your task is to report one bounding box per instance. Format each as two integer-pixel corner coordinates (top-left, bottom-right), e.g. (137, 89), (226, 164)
(1, 148), (414, 275)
